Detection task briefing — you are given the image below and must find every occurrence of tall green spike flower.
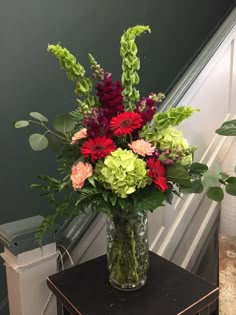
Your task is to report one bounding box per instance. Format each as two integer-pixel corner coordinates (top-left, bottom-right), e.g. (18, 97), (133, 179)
(120, 25), (151, 111)
(48, 44), (92, 97)
(141, 106), (199, 140)
(48, 44), (85, 81)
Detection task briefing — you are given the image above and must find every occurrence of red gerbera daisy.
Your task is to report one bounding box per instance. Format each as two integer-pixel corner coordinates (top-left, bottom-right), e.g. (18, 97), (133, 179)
(81, 136), (116, 163)
(146, 158), (168, 192)
(110, 112), (143, 136)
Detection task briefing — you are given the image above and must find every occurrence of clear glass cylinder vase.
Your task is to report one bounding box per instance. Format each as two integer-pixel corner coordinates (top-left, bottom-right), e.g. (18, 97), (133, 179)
(106, 210), (149, 291)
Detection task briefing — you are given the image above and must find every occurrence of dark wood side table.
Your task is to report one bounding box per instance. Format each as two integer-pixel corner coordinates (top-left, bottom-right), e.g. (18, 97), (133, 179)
(47, 252), (218, 315)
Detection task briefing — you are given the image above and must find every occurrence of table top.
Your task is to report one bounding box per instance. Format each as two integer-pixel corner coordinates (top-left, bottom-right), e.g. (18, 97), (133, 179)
(47, 252), (218, 315)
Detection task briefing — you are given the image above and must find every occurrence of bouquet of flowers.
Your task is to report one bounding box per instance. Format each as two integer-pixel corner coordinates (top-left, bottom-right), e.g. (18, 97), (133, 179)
(15, 25), (236, 290)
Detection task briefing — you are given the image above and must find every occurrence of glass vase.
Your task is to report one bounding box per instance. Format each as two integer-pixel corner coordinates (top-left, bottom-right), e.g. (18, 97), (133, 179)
(106, 210), (149, 291)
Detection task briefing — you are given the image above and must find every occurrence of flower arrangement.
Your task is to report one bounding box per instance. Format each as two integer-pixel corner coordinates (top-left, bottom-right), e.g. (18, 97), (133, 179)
(15, 25), (236, 239)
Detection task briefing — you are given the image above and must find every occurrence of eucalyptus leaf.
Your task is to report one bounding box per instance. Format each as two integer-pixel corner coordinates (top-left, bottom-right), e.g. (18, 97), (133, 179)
(226, 177), (236, 184)
(29, 133), (48, 151)
(29, 112), (48, 122)
(207, 187), (224, 202)
(166, 165), (191, 187)
(202, 172), (219, 188)
(219, 172), (230, 181)
(215, 119), (236, 136)
(53, 113), (75, 134)
(15, 120), (29, 128)
(226, 183), (236, 196)
(181, 179), (204, 194)
(190, 162), (208, 174)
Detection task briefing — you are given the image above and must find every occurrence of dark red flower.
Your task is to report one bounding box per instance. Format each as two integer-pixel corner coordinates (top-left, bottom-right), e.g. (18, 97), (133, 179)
(110, 112), (143, 136)
(96, 74), (124, 120)
(134, 97), (156, 126)
(83, 74), (125, 138)
(83, 109), (111, 138)
(146, 158), (168, 192)
(81, 136), (116, 162)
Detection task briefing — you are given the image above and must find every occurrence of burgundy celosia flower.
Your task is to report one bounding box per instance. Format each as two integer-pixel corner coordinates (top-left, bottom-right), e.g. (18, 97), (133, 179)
(81, 136), (116, 162)
(110, 112), (143, 136)
(146, 158), (168, 192)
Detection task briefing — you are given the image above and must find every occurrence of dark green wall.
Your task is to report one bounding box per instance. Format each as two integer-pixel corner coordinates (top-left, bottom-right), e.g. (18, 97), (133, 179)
(0, 0), (234, 313)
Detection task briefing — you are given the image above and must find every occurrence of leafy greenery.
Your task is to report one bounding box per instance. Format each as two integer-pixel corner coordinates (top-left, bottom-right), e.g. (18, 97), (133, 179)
(29, 112), (48, 122)
(207, 187), (224, 202)
(166, 164), (191, 187)
(29, 134), (49, 151)
(15, 120), (29, 128)
(215, 119), (236, 136)
(53, 113), (75, 134)
(133, 186), (165, 212)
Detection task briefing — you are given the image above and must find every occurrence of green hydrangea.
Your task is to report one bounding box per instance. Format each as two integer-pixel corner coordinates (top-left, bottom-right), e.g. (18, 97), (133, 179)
(94, 148), (149, 198)
(150, 127), (189, 150)
(178, 154), (193, 166)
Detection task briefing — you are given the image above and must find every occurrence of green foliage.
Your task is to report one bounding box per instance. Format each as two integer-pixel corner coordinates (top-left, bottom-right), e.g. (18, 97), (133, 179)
(15, 120), (29, 128)
(35, 215), (59, 245)
(29, 133), (48, 151)
(207, 187), (224, 202)
(133, 185), (165, 212)
(120, 25), (151, 110)
(181, 179), (204, 194)
(166, 164), (191, 187)
(202, 171), (220, 188)
(225, 177), (236, 196)
(29, 112), (48, 122)
(164, 184), (174, 204)
(189, 162), (208, 175)
(215, 119), (236, 136)
(53, 113), (75, 134)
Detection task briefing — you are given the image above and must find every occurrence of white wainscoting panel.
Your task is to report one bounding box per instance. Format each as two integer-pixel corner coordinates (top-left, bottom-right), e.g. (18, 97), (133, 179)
(151, 23), (236, 268)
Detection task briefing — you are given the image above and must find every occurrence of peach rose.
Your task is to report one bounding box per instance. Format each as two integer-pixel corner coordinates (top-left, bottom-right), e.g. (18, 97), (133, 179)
(70, 161), (93, 189)
(128, 139), (155, 157)
(71, 128), (87, 144)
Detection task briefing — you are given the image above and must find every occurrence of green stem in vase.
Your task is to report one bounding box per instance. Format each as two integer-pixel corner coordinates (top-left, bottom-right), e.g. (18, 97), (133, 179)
(107, 212), (148, 290)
